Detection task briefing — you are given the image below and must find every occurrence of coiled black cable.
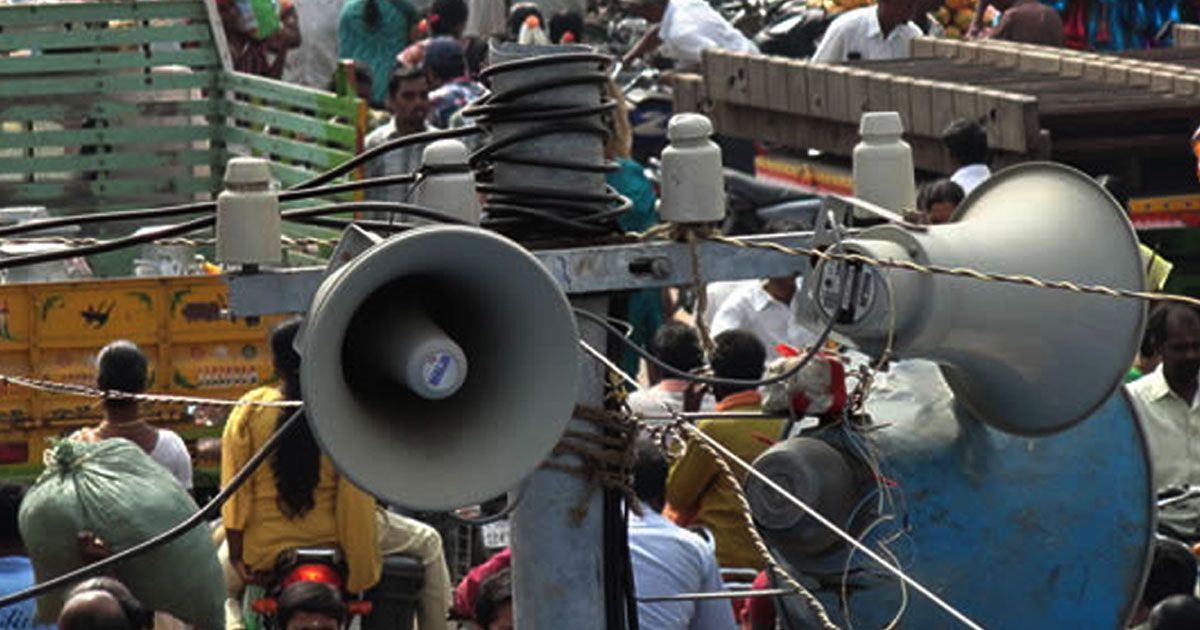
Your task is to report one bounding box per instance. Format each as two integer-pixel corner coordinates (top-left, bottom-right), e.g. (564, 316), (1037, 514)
(462, 51), (631, 240)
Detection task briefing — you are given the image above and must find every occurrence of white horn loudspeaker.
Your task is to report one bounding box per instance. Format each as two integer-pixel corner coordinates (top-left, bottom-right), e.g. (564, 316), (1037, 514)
(300, 225), (580, 510)
(798, 162), (1145, 435)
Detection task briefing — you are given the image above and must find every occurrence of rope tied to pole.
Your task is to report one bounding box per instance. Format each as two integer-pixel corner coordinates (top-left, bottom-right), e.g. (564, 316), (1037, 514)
(541, 404), (641, 524)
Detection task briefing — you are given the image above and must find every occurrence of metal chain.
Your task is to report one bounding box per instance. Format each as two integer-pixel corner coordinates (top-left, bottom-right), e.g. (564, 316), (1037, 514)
(671, 420), (842, 630)
(704, 233), (1200, 309)
(0, 374), (301, 408)
(0, 236), (340, 251)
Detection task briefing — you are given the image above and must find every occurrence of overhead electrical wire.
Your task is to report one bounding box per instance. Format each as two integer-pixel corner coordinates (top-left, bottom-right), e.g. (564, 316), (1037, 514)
(0, 215), (216, 270)
(0, 200), (473, 270)
(0, 172), (430, 240)
(291, 126), (482, 191)
(0, 408), (305, 608)
(0, 200), (217, 238)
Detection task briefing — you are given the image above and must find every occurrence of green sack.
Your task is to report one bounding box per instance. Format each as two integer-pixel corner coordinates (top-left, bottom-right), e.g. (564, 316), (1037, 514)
(19, 438), (226, 628)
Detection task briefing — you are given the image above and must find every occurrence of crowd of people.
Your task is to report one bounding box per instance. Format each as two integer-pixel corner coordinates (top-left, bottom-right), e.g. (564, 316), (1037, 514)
(0, 0), (1197, 627)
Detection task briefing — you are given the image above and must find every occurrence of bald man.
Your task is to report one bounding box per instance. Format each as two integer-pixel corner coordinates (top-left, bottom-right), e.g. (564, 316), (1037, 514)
(58, 579), (151, 630)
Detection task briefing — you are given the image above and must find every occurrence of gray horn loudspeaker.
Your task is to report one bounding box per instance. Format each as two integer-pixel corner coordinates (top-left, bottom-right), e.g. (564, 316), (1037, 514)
(798, 162), (1145, 435)
(300, 226), (580, 510)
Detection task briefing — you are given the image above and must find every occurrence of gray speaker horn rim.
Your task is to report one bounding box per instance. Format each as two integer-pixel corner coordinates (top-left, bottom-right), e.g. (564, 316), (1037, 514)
(300, 225), (580, 510)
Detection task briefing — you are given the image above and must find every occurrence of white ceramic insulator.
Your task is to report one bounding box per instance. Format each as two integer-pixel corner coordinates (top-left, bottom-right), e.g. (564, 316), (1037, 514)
(216, 157), (281, 265)
(660, 113), (726, 224)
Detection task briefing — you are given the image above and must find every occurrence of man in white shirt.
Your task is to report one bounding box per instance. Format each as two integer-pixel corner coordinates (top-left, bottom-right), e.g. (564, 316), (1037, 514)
(942, 118), (991, 196)
(621, 0), (759, 68)
(711, 276), (817, 356)
(811, 0), (921, 64)
(1127, 303), (1200, 540)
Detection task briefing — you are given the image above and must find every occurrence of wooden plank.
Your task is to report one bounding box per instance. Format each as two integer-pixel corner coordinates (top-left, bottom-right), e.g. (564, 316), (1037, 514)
(0, 175), (217, 202)
(910, 37), (937, 58)
(909, 79), (934, 137)
(0, 0), (206, 26)
(220, 72), (360, 119)
(202, 0), (233, 71)
(726, 52), (752, 105)
(0, 48), (219, 75)
(0, 124), (211, 150)
(866, 72), (891, 114)
(722, 103), (758, 139)
(930, 82), (959, 138)
(672, 73), (702, 114)
(1128, 67), (1153, 88)
(891, 76), (915, 133)
(932, 38), (960, 59)
(223, 126), (352, 168)
(1103, 62), (1129, 84)
(956, 41), (983, 63)
(0, 148), (213, 174)
(0, 23), (213, 52)
(978, 44), (1019, 68)
(1175, 75), (1200, 96)
(1060, 57), (1085, 77)
(701, 49), (729, 103)
(845, 69), (871, 126)
(824, 66), (850, 123)
(224, 101), (357, 149)
(1151, 71), (1176, 93)
(1082, 60), (1107, 82)
(785, 60), (809, 115)
(755, 110), (791, 150)
(747, 56), (770, 110)
(805, 64), (827, 118)
(978, 90), (1037, 153)
(765, 58), (790, 112)
(0, 70), (216, 98)
(0, 99), (214, 123)
(953, 86), (981, 125)
(1174, 23), (1200, 48)
(1019, 51), (1060, 74)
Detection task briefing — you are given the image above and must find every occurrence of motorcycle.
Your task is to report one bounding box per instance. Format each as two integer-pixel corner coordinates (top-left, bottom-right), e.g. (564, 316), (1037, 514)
(752, 0), (834, 59)
(248, 548), (425, 630)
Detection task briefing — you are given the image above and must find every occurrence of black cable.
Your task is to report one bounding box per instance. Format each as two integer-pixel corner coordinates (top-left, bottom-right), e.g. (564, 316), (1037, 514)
(0, 200), (216, 238)
(281, 201), (471, 225)
(278, 173), (418, 201)
(286, 217), (419, 233)
(0, 215), (215, 270)
(0, 199), (472, 271)
(0, 408), (304, 608)
(291, 126), (482, 191)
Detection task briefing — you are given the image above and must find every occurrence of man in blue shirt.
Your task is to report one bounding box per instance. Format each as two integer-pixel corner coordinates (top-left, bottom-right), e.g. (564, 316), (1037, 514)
(630, 440), (737, 630)
(0, 482), (51, 629)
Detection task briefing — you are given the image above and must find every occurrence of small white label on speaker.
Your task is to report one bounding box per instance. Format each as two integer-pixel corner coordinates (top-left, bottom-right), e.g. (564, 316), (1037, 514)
(423, 352), (458, 391)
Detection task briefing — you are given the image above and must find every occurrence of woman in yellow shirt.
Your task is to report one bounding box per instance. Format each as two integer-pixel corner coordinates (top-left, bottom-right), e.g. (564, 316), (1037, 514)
(221, 318), (381, 597)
